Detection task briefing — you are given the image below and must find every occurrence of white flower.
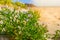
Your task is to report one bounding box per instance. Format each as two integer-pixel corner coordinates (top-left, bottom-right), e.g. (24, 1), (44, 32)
(2, 28), (6, 32)
(26, 19), (29, 22)
(23, 20), (26, 25)
(0, 20), (3, 24)
(28, 14), (33, 17)
(15, 15), (18, 18)
(19, 31), (22, 34)
(8, 7), (14, 11)
(20, 9), (28, 13)
(17, 20), (20, 23)
(14, 17), (16, 22)
(4, 11), (8, 14)
(10, 17), (12, 19)
(18, 26), (21, 29)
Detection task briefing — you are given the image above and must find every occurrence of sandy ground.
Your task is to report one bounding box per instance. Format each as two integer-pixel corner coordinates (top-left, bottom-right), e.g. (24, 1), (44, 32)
(31, 7), (60, 34)
(31, 7), (60, 40)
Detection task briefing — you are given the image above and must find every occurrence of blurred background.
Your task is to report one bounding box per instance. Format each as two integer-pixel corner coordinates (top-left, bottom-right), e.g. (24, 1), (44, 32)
(15, 0), (60, 6)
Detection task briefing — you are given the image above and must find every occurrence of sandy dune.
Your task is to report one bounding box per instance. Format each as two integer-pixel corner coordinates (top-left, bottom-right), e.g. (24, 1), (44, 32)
(31, 7), (60, 34)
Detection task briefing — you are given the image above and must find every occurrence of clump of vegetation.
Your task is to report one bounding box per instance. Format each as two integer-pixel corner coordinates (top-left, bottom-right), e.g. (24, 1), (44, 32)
(52, 30), (60, 40)
(0, 0), (48, 40)
(0, 0), (27, 8)
(0, 0), (12, 5)
(15, 2), (27, 8)
(0, 8), (48, 40)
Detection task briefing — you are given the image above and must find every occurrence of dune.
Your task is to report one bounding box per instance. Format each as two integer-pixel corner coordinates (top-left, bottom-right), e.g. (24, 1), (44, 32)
(31, 7), (60, 34)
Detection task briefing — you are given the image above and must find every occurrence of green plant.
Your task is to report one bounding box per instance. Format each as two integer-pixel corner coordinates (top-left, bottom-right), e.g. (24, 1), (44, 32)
(0, 0), (12, 5)
(0, 8), (48, 40)
(15, 2), (27, 8)
(0, 0), (27, 8)
(52, 30), (60, 40)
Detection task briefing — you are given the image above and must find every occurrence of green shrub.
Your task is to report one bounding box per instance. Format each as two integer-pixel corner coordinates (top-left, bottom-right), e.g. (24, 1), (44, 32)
(0, 0), (27, 8)
(52, 30), (60, 40)
(15, 2), (27, 8)
(0, 8), (48, 40)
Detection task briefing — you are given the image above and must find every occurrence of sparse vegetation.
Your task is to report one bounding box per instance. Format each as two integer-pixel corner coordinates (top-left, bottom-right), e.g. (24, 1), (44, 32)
(52, 30), (60, 40)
